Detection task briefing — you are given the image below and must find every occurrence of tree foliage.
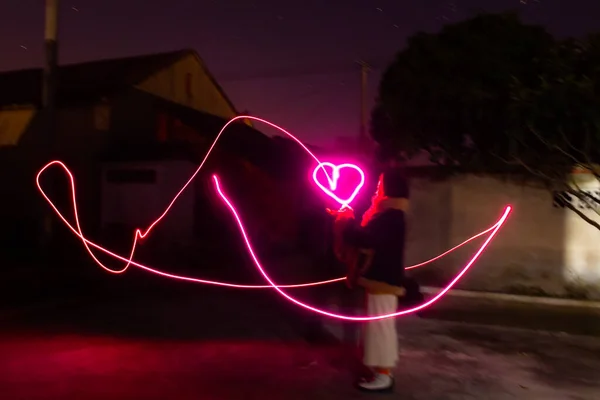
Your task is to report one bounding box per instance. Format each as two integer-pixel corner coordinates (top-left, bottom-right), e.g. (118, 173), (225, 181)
(372, 12), (600, 228)
(373, 13), (555, 165)
(508, 37), (600, 227)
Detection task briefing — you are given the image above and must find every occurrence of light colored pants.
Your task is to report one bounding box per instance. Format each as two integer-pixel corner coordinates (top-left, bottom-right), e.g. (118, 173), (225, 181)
(363, 293), (399, 368)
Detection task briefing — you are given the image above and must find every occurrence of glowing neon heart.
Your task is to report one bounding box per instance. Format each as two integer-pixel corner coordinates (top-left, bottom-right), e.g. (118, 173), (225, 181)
(312, 162), (365, 208)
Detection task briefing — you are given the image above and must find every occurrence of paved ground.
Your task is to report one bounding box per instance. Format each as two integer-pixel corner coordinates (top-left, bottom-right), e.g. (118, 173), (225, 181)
(2, 277), (600, 400)
(418, 294), (600, 337)
(395, 319), (600, 399)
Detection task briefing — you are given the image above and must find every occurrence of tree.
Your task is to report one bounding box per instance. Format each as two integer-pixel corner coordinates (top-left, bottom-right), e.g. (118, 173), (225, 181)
(508, 37), (600, 228)
(372, 12), (555, 166)
(372, 12), (600, 229)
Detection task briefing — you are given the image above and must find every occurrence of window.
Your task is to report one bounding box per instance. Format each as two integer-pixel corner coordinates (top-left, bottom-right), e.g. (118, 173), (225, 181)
(106, 169), (157, 184)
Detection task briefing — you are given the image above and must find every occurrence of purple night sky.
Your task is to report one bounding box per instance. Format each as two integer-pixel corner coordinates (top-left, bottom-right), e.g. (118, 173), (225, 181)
(1, 1), (598, 146)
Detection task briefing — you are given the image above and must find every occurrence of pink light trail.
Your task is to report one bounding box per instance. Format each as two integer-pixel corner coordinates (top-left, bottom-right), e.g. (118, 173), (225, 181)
(214, 175), (511, 321)
(35, 115), (512, 319)
(36, 160), (503, 289)
(48, 115), (335, 275)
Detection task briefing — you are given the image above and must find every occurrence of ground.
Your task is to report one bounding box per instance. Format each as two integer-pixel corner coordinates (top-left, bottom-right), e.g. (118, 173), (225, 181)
(1, 272), (599, 400)
(395, 319), (600, 399)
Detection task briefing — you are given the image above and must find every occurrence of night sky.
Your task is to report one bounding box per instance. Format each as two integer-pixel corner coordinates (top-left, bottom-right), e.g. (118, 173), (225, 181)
(1, 1), (599, 146)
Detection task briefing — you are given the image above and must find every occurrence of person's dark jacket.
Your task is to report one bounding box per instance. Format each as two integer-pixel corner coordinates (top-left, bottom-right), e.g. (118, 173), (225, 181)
(343, 208), (406, 289)
(339, 165), (423, 305)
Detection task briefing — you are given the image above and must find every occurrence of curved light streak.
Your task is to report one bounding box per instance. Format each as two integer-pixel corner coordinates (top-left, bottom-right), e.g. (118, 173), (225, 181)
(44, 115), (333, 274)
(214, 175), (511, 320)
(36, 161), (343, 289)
(36, 160), (504, 290)
(35, 115), (512, 319)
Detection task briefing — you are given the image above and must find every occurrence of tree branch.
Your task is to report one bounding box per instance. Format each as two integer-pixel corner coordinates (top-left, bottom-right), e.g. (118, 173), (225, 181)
(566, 188), (600, 218)
(510, 155), (564, 184)
(527, 126), (600, 205)
(495, 153), (600, 227)
(560, 128), (588, 163)
(554, 126), (600, 183)
(563, 196), (600, 230)
(569, 180), (600, 206)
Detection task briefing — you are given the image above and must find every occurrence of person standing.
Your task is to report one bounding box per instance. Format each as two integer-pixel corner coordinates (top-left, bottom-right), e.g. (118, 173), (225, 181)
(332, 164), (409, 392)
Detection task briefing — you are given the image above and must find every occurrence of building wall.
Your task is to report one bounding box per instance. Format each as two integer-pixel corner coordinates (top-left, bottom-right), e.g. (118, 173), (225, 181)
(2, 102), (114, 154)
(563, 171), (600, 298)
(108, 90), (156, 144)
(135, 54), (237, 121)
(0, 148), (46, 246)
(0, 107), (36, 146)
(0, 61), (243, 249)
(0, 105), (106, 240)
(406, 174), (600, 299)
(2, 95), (187, 244)
(234, 160), (302, 247)
(101, 160), (196, 243)
(56, 105), (105, 150)
(99, 158), (300, 253)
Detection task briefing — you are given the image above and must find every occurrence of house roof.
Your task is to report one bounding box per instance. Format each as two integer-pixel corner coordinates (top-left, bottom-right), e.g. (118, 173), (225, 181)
(101, 96), (273, 169)
(161, 98), (271, 162)
(0, 49), (238, 113)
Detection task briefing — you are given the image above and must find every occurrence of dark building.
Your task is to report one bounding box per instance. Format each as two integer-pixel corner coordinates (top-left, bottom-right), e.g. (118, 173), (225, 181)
(0, 49), (308, 257)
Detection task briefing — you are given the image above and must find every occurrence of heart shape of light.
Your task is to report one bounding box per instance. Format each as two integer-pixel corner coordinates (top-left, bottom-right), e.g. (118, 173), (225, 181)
(312, 162), (365, 208)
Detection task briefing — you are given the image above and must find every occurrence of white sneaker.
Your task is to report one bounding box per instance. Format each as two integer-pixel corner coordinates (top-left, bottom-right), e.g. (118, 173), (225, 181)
(357, 372), (394, 392)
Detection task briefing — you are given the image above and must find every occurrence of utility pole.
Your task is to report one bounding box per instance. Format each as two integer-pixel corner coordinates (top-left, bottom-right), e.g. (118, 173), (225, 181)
(42, 0), (59, 245)
(356, 60), (372, 155)
(44, 0), (59, 134)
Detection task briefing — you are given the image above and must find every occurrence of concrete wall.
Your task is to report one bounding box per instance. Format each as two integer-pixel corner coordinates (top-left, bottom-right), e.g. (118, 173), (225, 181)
(407, 173), (600, 300)
(563, 172), (600, 298)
